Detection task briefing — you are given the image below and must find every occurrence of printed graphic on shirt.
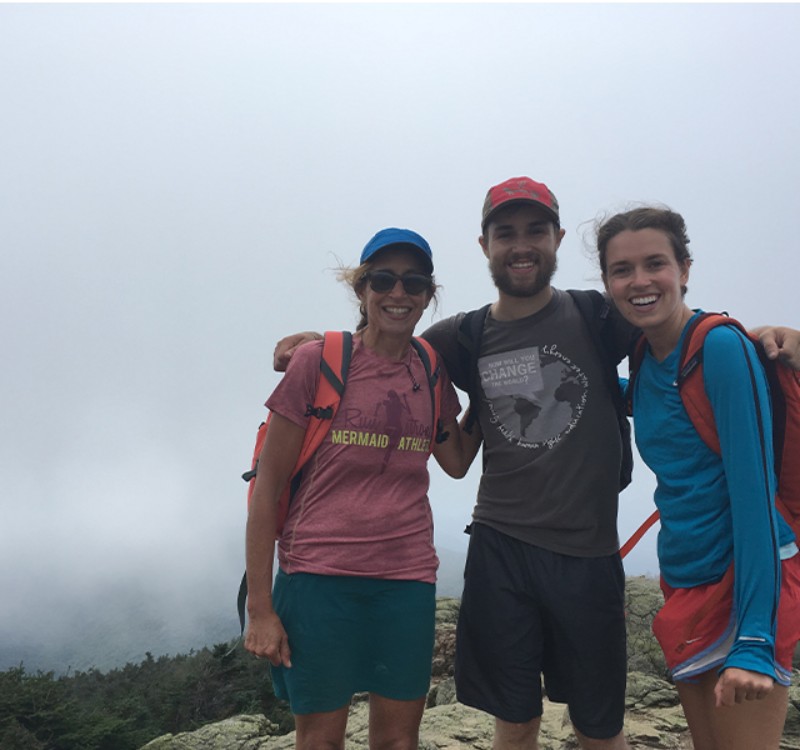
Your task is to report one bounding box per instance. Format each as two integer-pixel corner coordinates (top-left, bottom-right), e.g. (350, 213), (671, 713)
(330, 389), (433, 472)
(479, 344), (588, 449)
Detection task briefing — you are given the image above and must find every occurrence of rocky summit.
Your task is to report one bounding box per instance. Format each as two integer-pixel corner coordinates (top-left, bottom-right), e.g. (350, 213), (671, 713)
(141, 581), (800, 750)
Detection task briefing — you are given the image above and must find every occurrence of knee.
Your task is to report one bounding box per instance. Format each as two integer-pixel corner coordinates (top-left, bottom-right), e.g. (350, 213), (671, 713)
(494, 716), (540, 746)
(296, 726), (345, 750)
(296, 738), (343, 750)
(573, 728), (629, 750)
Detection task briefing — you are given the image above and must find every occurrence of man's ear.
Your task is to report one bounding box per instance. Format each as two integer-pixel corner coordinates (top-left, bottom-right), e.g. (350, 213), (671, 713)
(479, 234), (489, 259)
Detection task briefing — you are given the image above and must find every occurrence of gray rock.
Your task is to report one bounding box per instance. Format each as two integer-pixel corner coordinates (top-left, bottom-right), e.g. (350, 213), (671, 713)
(626, 671), (680, 708)
(140, 596), (800, 750)
(140, 714), (281, 750)
(427, 676), (457, 707)
(140, 699), (696, 750)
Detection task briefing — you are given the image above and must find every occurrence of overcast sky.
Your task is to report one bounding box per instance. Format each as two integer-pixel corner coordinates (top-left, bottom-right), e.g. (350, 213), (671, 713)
(2, 3), (798, 660)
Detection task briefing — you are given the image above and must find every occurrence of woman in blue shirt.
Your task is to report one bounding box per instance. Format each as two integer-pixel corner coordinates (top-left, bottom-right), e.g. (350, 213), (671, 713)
(596, 207), (800, 750)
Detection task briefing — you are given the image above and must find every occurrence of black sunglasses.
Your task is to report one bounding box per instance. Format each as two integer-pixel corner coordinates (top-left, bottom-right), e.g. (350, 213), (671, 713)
(364, 270), (433, 295)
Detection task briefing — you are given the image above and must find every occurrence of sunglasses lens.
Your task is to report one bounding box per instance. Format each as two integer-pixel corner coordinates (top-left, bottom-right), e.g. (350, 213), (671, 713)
(402, 275), (431, 294)
(368, 271), (397, 293)
(367, 271), (432, 295)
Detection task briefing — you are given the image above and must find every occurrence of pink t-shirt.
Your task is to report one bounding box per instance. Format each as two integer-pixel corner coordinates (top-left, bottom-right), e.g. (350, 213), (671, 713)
(265, 336), (461, 584)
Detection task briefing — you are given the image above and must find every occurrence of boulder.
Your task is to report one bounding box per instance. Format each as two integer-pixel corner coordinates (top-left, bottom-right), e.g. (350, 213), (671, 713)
(140, 594), (800, 750)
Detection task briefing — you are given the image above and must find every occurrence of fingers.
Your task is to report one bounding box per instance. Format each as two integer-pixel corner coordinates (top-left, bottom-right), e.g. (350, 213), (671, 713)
(714, 678), (734, 708)
(263, 635), (292, 668)
(272, 342), (294, 372)
(243, 622), (292, 668)
(754, 326), (800, 368)
(715, 668), (774, 707)
(278, 637), (292, 668)
(759, 332), (780, 361)
(753, 326), (781, 360)
(244, 640), (291, 668)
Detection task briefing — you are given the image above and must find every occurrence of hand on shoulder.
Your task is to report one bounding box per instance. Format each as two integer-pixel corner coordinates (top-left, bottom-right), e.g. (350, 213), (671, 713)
(752, 326), (800, 370)
(273, 331), (323, 371)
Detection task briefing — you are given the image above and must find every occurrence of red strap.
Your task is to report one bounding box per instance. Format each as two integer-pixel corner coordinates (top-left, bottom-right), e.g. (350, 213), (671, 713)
(619, 509), (660, 559)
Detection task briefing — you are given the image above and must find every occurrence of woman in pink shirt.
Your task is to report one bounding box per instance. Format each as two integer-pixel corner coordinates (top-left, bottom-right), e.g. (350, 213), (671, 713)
(244, 228), (479, 750)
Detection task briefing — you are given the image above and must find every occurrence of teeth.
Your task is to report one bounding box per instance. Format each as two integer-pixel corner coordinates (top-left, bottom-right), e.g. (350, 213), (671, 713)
(631, 295), (657, 306)
(511, 260), (535, 269)
(385, 306), (410, 314)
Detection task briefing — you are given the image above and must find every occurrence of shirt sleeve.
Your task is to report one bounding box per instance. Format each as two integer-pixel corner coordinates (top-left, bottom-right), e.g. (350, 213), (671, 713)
(421, 314), (469, 393)
(265, 340), (324, 428)
(703, 325), (782, 678)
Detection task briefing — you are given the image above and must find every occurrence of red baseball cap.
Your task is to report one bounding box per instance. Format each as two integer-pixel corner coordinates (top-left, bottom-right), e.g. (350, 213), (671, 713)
(481, 176), (560, 230)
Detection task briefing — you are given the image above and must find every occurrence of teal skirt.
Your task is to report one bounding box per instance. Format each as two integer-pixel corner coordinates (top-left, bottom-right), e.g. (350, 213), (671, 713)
(270, 569), (435, 715)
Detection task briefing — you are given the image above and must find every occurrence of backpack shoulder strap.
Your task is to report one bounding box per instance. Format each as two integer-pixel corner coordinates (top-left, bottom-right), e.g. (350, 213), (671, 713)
(411, 336), (447, 448)
(567, 289), (620, 357)
(675, 312), (738, 455)
(456, 304), (491, 434)
(289, 330), (353, 473)
(626, 334), (649, 417)
(567, 290), (620, 399)
(567, 289), (633, 490)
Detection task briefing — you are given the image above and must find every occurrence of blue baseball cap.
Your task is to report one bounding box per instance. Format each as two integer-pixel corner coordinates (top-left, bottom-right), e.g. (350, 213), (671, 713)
(360, 228), (433, 274)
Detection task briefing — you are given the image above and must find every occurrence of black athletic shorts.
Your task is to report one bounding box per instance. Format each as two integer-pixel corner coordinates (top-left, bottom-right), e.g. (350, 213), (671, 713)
(454, 522), (627, 739)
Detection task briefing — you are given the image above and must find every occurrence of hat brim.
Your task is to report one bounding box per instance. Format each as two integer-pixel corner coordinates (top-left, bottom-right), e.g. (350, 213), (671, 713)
(482, 198), (560, 231)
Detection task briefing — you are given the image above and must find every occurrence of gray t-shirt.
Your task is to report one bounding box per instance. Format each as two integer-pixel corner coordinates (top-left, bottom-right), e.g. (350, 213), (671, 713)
(423, 289), (623, 557)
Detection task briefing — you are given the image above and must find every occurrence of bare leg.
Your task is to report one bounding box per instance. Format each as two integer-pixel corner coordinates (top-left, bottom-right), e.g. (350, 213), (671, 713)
(294, 703), (350, 750)
(676, 671), (788, 750)
(573, 727), (630, 749)
(493, 716), (541, 749)
(367, 694), (426, 750)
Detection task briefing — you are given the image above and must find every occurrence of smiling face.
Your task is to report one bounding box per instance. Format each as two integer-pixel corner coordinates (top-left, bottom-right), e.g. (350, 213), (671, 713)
(480, 203), (565, 300)
(602, 228), (691, 334)
(358, 245), (433, 342)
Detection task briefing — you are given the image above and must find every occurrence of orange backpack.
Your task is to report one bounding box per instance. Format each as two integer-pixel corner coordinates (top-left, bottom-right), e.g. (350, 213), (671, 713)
(237, 331), (446, 632)
(241, 331), (353, 535)
(620, 313), (800, 558)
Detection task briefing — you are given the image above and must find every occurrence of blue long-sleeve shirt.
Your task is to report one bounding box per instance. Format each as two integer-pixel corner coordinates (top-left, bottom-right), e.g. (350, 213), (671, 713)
(633, 313), (794, 679)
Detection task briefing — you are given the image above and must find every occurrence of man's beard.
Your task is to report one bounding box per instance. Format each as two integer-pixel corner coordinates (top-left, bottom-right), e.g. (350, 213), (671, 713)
(489, 254), (557, 298)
